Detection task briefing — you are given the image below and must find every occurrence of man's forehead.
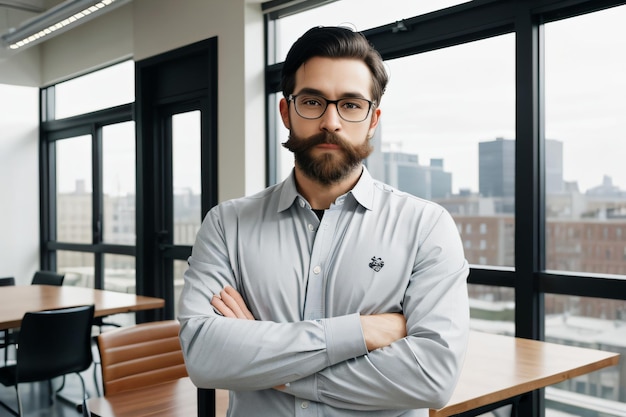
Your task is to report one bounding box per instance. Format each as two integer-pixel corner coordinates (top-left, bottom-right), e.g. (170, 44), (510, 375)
(294, 56), (373, 97)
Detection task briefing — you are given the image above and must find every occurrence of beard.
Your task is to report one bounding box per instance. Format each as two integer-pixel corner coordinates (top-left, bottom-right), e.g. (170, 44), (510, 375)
(282, 131), (373, 185)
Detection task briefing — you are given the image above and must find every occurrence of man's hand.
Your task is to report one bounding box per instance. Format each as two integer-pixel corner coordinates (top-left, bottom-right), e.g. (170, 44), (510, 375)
(360, 313), (407, 351)
(211, 285), (255, 320)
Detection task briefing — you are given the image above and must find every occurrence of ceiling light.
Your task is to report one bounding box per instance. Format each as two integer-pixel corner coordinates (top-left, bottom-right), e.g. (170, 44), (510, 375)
(1, 0), (129, 50)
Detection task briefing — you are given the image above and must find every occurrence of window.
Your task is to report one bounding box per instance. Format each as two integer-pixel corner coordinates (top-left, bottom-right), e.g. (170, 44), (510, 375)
(265, 1), (626, 415)
(56, 135), (92, 244)
(42, 61), (135, 309)
(545, 6), (626, 277)
(102, 122), (136, 245)
(54, 60), (134, 119)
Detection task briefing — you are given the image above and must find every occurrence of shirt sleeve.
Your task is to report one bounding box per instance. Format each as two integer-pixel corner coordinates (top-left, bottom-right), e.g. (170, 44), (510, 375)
(280, 208), (470, 411)
(178, 207), (369, 391)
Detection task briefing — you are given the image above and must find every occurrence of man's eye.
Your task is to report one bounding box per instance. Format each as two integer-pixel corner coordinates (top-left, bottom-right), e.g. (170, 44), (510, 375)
(341, 101), (363, 110)
(300, 97), (323, 107)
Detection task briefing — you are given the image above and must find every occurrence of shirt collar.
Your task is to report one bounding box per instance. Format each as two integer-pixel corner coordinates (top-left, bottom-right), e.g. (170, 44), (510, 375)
(277, 166), (375, 213)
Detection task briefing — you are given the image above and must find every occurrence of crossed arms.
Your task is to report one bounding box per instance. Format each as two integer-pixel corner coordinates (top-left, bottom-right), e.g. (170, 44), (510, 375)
(212, 285), (407, 352)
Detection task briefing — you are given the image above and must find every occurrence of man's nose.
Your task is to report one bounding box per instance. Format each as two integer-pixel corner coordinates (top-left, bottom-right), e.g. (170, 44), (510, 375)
(319, 102), (342, 131)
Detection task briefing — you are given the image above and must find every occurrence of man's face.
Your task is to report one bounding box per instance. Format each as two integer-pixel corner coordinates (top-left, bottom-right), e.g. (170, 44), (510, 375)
(280, 56), (381, 185)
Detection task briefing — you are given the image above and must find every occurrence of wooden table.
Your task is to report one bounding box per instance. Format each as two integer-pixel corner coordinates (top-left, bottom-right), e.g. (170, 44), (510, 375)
(85, 331), (620, 417)
(87, 377), (196, 417)
(0, 284), (165, 330)
(430, 331), (620, 417)
(87, 377), (229, 417)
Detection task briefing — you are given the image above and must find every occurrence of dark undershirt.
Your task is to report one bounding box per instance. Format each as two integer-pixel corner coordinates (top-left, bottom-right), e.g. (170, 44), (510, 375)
(312, 209), (325, 220)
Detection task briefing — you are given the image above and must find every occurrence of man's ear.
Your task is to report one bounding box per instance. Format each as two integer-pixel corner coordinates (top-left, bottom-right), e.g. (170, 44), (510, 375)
(279, 97), (290, 129)
(367, 107), (381, 138)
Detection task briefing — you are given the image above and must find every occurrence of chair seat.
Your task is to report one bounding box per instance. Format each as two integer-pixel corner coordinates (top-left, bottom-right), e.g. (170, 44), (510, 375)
(0, 363), (17, 386)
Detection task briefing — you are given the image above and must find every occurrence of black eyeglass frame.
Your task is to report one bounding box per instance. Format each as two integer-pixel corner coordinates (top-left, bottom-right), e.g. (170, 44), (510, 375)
(287, 94), (376, 123)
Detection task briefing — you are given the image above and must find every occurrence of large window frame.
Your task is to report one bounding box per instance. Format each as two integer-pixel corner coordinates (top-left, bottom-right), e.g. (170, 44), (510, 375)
(39, 39), (219, 322)
(40, 99), (134, 291)
(264, 0), (626, 415)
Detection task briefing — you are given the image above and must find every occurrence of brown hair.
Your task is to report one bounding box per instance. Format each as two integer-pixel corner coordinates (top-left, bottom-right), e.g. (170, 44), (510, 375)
(280, 26), (388, 105)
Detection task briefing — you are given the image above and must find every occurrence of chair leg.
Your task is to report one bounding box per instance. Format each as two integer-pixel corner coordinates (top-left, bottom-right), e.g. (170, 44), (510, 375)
(93, 360), (101, 396)
(15, 384), (23, 417)
(55, 375), (66, 393)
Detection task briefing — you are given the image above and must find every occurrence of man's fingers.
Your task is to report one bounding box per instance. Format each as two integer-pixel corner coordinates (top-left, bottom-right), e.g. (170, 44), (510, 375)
(211, 295), (236, 318)
(224, 286), (255, 320)
(219, 290), (248, 319)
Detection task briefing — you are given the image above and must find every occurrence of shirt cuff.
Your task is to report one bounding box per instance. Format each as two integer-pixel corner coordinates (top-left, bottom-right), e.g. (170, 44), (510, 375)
(324, 313), (368, 365)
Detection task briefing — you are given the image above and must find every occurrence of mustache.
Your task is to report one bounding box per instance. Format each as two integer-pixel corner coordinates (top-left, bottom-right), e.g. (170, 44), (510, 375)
(281, 131), (346, 153)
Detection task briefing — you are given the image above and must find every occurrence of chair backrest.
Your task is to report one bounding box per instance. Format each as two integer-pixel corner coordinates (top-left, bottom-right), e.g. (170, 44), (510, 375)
(97, 320), (187, 395)
(15, 304), (94, 383)
(31, 270), (65, 286)
(0, 277), (15, 286)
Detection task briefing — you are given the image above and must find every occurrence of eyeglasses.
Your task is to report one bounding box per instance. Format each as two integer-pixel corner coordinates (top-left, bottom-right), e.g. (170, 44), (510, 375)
(288, 94), (376, 123)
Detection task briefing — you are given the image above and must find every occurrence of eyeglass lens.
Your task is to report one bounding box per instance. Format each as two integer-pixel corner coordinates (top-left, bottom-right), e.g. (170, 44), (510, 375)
(292, 95), (371, 122)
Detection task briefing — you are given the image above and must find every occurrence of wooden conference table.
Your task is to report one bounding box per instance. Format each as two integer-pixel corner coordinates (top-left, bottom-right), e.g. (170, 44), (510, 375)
(86, 331), (620, 417)
(0, 284), (165, 330)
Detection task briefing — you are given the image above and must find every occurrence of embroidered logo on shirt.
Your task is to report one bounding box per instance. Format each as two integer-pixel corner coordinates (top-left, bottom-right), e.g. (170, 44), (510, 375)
(369, 256), (384, 272)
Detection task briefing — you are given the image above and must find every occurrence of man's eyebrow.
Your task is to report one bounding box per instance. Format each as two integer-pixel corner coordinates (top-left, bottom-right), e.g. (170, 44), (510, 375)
(294, 87), (369, 100)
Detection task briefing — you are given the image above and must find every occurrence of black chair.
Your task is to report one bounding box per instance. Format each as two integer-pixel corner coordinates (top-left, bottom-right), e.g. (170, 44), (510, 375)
(0, 304), (94, 416)
(0, 278), (15, 365)
(3, 271), (66, 366)
(31, 270), (65, 286)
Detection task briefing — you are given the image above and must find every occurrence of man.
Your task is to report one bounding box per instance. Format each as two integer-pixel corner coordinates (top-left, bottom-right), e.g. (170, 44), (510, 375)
(179, 26), (469, 417)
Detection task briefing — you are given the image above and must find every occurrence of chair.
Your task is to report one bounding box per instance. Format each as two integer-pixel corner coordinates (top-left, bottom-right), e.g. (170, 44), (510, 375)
(31, 270), (65, 286)
(0, 304), (94, 416)
(3, 271), (66, 366)
(0, 278), (15, 365)
(97, 320), (187, 395)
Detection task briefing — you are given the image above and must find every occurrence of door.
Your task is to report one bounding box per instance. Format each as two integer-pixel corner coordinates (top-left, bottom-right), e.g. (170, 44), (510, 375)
(136, 38), (218, 320)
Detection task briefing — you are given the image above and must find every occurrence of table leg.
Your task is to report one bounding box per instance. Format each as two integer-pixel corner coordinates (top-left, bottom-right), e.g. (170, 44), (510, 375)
(198, 388), (216, 417)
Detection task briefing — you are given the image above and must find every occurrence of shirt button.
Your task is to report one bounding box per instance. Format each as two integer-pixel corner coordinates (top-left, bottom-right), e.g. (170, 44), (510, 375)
(307, 224), (315, 232)
(313, 265), (321, 274)
(299, 200), (305, 208)
(301, 401), (309, 409)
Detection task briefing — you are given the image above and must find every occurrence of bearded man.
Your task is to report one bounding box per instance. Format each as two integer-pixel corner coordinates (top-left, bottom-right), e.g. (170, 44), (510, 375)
(179, 26), (470, 417)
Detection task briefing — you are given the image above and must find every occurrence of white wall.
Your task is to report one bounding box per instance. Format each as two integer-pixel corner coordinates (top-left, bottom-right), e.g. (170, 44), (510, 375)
(0, 0), (267, 281)
(0, 84), (40, 284)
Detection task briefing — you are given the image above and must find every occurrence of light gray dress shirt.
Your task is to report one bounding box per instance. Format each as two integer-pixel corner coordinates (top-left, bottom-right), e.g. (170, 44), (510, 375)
(178, 166), (469, 417)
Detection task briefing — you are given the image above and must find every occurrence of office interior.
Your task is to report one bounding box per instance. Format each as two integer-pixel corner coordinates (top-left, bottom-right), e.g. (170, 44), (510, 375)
(0, 0), (625, 416)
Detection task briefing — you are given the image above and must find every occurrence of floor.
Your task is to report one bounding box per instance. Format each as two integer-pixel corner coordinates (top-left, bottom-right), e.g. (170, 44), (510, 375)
(0, 343), (101, 417)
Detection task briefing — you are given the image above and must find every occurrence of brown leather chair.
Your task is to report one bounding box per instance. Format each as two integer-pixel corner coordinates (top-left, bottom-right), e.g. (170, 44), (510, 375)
(96, 320), (188, 395)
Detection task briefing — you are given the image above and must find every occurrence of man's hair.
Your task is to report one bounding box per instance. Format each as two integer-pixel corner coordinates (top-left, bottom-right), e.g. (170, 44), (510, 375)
(281, 26), (388, 105)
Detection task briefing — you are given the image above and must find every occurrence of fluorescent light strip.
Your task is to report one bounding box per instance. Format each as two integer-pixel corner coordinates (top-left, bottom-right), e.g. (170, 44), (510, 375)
(8, 0), (115, 50)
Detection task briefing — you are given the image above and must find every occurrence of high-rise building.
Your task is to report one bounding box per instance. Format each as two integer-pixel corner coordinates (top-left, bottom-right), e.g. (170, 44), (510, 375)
(479, 137), (565, 197)
(378, 151), (452, 199)
(479, 137), (515, 198)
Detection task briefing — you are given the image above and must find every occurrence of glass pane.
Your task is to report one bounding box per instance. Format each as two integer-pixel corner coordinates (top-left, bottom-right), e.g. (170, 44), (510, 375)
(56, 135), (92, 244)
(102, 122), (136, 244)
(379, 35), (515, 267)
(57, 250), (94, 287)
(98, 254), (137, 327)
(468, 284), (514, 335)
(55, 60), (134, 119)
(544, 6), (626, 276)
(545, 294), (626, 414)
(174, 259), (188, 317)
(172, 111), (202, 245)
(270, 0), (470, 64)
(103, 254), (136, 294)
